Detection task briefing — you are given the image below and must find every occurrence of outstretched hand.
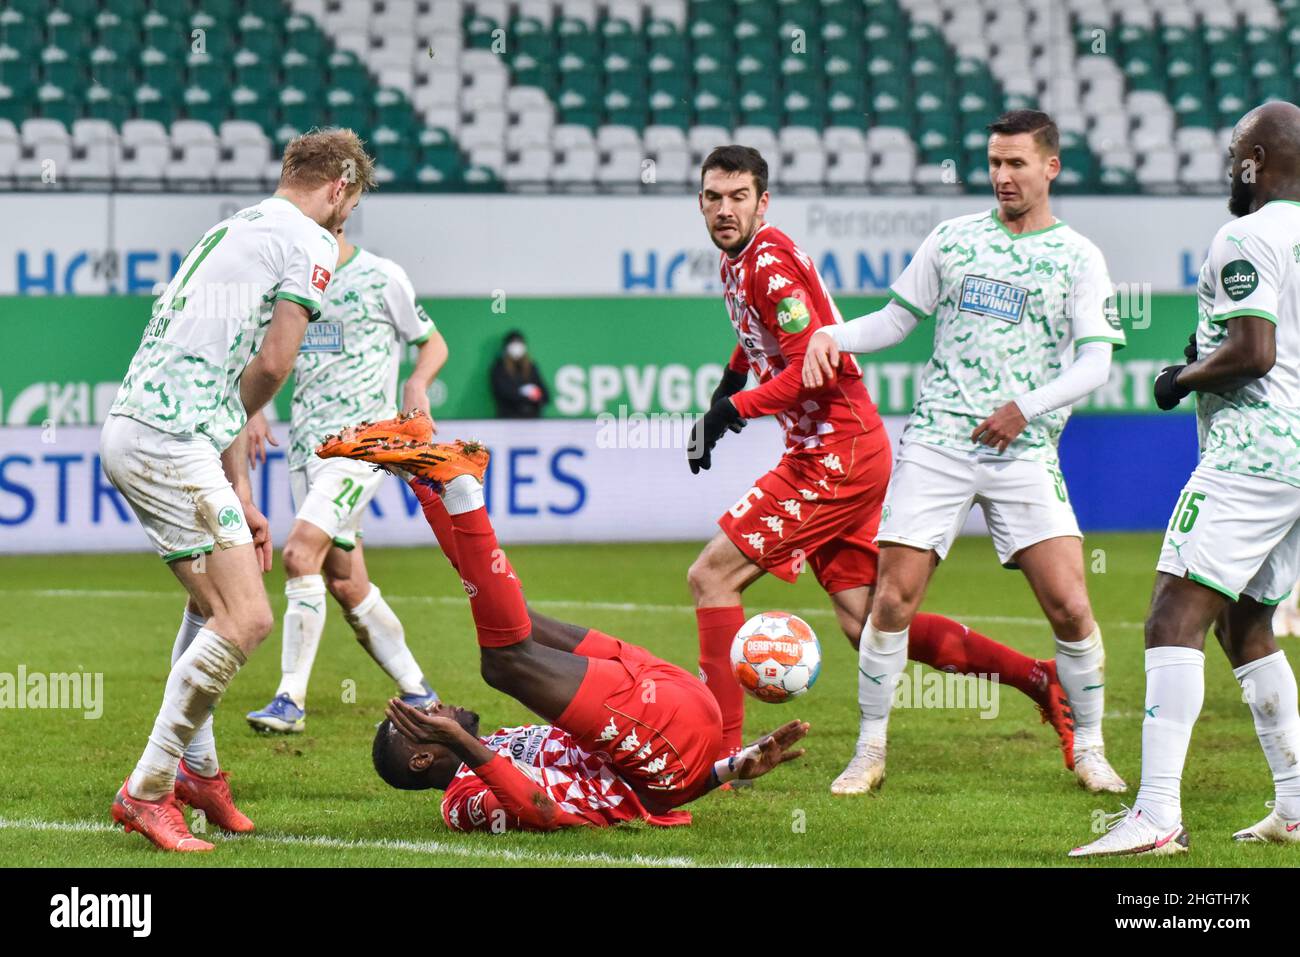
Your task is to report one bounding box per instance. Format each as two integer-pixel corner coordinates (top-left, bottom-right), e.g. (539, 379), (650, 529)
(735, 720), (811, 781)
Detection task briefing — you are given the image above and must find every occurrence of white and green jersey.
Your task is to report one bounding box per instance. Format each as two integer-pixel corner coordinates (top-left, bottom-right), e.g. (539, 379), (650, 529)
(287, 248), (435, 469)
(889, 209), (1124, 464)
(110, 196), (338, 452)
(1194, 200), (1300, 488)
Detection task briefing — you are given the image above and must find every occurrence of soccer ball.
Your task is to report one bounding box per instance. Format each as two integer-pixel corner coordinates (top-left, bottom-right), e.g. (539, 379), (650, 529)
(730, 611), (821, 703)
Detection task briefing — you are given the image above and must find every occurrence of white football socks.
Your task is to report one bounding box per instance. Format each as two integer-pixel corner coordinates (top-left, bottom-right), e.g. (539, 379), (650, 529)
(346, 585), (426, 696)
(1134, 646), (1205, 831)
(854, 617), (909, 749)
(171, 607), (220, 777)
(441, 474), (485, 515)
(276, 574), (327, 709)
(1055, 626), (1107, 752)
(1234, 650), (1300, 820)
(129, 629), (245, 801)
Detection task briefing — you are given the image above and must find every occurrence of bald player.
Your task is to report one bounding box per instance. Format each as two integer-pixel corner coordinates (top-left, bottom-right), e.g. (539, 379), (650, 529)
(1072, 101), (1300, 857)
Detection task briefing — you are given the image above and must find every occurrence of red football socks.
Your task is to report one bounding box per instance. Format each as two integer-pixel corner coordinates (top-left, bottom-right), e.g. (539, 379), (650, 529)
(410, 480), (461, 572)
(696, 605), (747, 756)
(449, 506), (530, 648)
(909, 612), (1047, 700)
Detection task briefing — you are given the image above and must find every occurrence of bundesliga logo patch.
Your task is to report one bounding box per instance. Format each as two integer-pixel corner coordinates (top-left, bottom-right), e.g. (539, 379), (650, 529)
(959, 275), (1029, 324)
(311, 265), (331, 291)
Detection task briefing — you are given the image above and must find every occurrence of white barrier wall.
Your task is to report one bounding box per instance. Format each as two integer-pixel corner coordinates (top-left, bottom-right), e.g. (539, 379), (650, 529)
(1, 193), (1228, 296)
(0, 416), (994, 554)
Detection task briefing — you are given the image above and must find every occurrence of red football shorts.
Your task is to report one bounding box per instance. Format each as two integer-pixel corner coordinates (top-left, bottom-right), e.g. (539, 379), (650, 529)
(557, 636), (723, 809)
(718, 426), (892, 592)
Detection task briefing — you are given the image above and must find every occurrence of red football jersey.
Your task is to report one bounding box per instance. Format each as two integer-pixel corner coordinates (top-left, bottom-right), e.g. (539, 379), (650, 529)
(440, 724), (691, 832)
(719, 223), (881, 452)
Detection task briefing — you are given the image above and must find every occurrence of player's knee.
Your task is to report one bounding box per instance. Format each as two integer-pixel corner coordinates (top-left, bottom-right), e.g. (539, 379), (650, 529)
(220, 599), (274, 647)
(1044, 596), (1092, 639)
(282, 539), (321, 579)
(686, 557), (715, 602)
(479, 648), (523, 692)
(871, 581), (916, 630)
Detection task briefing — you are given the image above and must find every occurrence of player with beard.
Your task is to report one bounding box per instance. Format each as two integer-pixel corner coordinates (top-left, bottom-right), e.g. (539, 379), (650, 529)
(1072, 101), (1300, 856)
(315, 418), (808, 831)
(687, 145), (1079, 790)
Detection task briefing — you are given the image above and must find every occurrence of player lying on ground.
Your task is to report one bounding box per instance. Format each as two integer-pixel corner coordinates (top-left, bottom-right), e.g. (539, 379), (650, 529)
(803, 110), (1126, 795)
(102, 129), (376, 852)
(243, 221), (449, 734)
(316, 422), (807, 829)
(1072, 101), (1300, 857)
(690, 145), (1078, 792)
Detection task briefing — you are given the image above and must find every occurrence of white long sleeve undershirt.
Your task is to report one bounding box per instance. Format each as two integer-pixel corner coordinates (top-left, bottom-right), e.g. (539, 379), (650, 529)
(1012, 341), (1113, 420)
(821, 303), (1113, 420)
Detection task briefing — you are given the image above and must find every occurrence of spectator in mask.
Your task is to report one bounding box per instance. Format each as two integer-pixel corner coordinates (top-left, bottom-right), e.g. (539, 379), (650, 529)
(491, 330), (549, 419)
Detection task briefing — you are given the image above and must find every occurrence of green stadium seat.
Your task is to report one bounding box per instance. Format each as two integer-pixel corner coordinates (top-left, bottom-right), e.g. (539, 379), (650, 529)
(285, 15), (328, 59)
(647, 18), (687, 59)
(557, 16), (600, 60)
(374, 87), (417, 133)
(239, 23), (279, 62)
(231, 84), (276, 133)
(85, 83), (129, 126)
(513, 16), (553, 58)
(690, 20), (732, 62)
(465, 14), (500, 50)
(281, 50), (322, 98)
(41, 46), (84, 91)
(689, 0), (733, 28)
(326, 88), (370, 136)
(603, 18), (643, 60)
(605, 89), (648, 128)
(0, 18), (40, 52)
(329, 51), (369, 91)
(135, 85), (177, 127)
(279, 87), (317, 136)
(511, 52), (557, 94)
(183, 85), (228, 129)
(143, 17), (186, 59)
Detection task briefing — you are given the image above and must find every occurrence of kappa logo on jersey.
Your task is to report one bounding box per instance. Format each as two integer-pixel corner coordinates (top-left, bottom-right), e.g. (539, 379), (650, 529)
(820, 452), (843, 473)
(959, 275), (1029, 324)
(311, 265), (331, 290)
(745, 531), (766, 554)
(767, 273), (792, 296)
(779, 498), (802, 519)
(641, 755), (669, 774)
(461, 578), (478, 598)
(762, 515), (785, 537)
(755, 252), (782, 269)
(618, 730), (640, 752)
(597, 717), (619, 742)
(1220, 259), (1259, 301)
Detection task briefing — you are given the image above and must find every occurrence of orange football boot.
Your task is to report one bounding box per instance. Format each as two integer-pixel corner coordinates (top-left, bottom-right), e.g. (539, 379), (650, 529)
(352, 438), (490, 486)
(111, 780), (214, 852)
(174, 759), (255, 833)
(1034, 659), (1077, 771)
(315, 409), (435, 460)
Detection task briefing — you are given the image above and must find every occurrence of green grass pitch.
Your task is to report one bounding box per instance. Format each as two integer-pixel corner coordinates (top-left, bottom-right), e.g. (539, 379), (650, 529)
(0, 533), (1293, 868)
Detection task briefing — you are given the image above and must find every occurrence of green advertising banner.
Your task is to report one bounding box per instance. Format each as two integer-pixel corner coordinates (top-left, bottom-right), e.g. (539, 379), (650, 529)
(0, 294), (1197, 426)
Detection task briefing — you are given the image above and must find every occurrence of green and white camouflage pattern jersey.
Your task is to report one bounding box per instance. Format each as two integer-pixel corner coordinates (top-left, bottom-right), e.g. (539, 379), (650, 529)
(889, 209), (1125, 465)
(109, 196), (338, 452)
(1194, 200), (1300, 488)
(287, 247), (435, 469)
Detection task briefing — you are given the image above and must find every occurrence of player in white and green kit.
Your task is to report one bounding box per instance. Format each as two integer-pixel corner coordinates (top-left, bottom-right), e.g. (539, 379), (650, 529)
(1073, 101), (1300, 857)
(805, 111), (1127, 795)
(245, 226), (449, 733)
(100, 129), (375, 851)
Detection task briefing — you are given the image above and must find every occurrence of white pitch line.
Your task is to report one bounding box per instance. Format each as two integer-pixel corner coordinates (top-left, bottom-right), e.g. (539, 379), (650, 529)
(0, 816), (718, 868)
(0, 588), (1147, 629)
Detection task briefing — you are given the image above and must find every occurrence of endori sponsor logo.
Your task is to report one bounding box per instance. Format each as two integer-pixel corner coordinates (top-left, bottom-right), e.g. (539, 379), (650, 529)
(1220, 259), (1259, 301)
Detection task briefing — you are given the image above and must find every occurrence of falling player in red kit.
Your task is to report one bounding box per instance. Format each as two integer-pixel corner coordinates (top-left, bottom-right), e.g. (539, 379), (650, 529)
(689, 146), (1075, 793)
(317, 416), (808, 832)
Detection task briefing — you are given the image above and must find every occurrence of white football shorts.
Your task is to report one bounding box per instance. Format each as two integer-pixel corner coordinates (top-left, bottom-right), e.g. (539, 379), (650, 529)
(289, 456), (383, 550)
(99, 413), (253, 561)
(877, 440), (1082, 566)
(1156, 463), (1300, 604)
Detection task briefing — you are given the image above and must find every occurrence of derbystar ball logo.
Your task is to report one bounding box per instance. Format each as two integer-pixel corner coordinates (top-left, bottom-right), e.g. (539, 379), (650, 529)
(746, 638), (801, 657)
(311, 265), (331, 290)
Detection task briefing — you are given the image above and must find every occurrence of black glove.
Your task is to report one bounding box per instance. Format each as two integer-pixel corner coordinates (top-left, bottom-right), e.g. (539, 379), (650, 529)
(710, 367), (749, 436)
(1154, 364), (1191, 411)
(688, 397), (745, 473)
(1183, 333), (1197, 363)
